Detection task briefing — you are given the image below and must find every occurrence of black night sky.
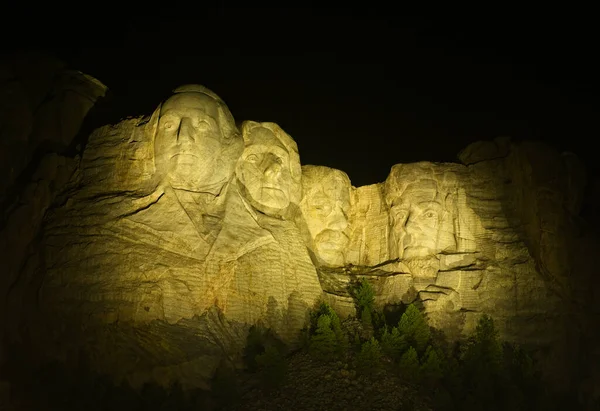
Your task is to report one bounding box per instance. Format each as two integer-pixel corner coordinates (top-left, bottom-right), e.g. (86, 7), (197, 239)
(4, 7), (599, 187)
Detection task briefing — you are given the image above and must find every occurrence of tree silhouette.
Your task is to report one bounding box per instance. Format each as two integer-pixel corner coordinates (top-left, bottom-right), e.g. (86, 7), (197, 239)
(398, 304), (431, 354)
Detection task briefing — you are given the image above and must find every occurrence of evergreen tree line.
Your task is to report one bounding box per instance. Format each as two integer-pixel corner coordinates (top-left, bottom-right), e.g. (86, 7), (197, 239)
(245, 278), (565, 411)
(4, 278), (585, 410)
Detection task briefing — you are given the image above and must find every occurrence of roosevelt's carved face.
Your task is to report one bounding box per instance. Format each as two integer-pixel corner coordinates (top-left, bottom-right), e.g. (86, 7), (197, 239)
(153, 91), (241, 194)
(300, 166), (351, 266)
(236, 123), (301, 216)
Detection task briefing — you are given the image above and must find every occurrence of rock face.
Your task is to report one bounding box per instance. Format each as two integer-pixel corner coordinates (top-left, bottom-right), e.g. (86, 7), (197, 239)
(2, 83), (597, 395)
(0, 54), (107, 368)
(0, 53), (107, 199)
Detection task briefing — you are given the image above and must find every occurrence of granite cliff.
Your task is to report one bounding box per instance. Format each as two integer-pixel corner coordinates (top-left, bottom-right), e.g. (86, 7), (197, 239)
(1, 56), (598, 401)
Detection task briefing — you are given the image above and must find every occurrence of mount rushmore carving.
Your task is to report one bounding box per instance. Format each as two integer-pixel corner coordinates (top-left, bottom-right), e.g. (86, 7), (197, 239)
(5, 83), (593, 391)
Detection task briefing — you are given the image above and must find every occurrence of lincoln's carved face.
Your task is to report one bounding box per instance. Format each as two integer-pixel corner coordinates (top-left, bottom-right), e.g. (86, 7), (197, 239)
(236, 122), (301, 216)
(300, 166), (351, 266)
(389, 181), (444, 260)
(385, 164), (457, 278)
(153, 91), (242, 194)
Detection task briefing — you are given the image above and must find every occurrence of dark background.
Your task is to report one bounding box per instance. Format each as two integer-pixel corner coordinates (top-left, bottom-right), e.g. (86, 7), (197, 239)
(3, 6), (599, 186)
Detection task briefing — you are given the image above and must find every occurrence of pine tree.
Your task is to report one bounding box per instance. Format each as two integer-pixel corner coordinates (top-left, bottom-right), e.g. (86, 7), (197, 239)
(361, 306), (373, 327)
(255, 345), (288, 390)
(381, 326), (408, 361)
(371, 309), (387, 336)
(460, 314), (503, 409)
(398, 304), (431, 353)
(329, 307), (348, 353)
(351, 278), (375, 319)
(308, 301), (336, 333)
(469, 314), (503, 372)
(399, 346), (420, 379)
(307, 301), (347, 358)
(357, 337), (382, 375)
(309, 314), (339, 360)
(420, 345), (444, 384)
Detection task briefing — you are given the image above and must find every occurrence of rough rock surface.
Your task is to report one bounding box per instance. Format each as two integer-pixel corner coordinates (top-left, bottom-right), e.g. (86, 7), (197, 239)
(0, 54), (107, 368)
(7, 87), (324, 391)
(0, 52), (107, 199)
(1, 81), (597, 399)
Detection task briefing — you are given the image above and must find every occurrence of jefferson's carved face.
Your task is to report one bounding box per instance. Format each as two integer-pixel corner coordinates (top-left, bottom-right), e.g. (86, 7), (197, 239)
(301, 167), (351, 266)
(236, 125), (299, 216)
(154, 92), (241, 193)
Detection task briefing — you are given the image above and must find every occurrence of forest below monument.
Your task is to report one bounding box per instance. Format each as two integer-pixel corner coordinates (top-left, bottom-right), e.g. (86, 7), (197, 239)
(4, 278), (579, 411)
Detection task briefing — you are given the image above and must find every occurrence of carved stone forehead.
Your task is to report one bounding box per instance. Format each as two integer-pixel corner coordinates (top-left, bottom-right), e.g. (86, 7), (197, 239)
(302, 166), (351, 196)
(393, 180), (442, 207)
(160, 92), (219, 118)
(385, 161), (456, 206)
(244, 126), (287, 152)
(241, 121), (298, 153)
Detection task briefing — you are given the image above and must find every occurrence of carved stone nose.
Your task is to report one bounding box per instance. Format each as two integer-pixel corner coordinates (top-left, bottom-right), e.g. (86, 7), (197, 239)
(177, 117), (195, 142)
(402, 233), (413, 248)
(327, 206), (348, 231)
(264, 159), (282, 179)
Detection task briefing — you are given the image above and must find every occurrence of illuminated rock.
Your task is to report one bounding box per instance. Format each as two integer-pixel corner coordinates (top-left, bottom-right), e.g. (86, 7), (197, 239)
(316, 153), (584, 370)
(384, 162), (463, 276)
(17, 85), (248, 389)
(299, 165), (352, 267)
(236, 121), (302, 217)
(201, 120), (322, 342)
(379, 159), (565, 347)
(4, 82), (595, 395)
(18, 94), (322, 389)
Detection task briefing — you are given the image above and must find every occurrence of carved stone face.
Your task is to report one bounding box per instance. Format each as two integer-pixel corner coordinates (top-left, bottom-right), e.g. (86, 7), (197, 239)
(389, 180), (444, 260)
(301, 166), (351, 266)
(385, 164), (457, 278)
(236, 123), (301, 216)
(153, 91), (241, 194)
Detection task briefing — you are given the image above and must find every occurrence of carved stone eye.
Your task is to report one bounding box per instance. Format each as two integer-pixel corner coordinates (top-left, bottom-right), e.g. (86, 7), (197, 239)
(423, 210), (438, 219)
(195, 120), (212, 130)
(246, 154), (259, 163)
(163, 121), (175, 130)
(392, 208), (409, 222)
(315, 204), (331, 216)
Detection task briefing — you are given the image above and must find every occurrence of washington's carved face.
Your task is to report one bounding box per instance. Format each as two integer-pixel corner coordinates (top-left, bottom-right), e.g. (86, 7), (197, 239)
(154, 92), (241, 193)
(236, 125), (299, 216)
(301, 167), (351, 266)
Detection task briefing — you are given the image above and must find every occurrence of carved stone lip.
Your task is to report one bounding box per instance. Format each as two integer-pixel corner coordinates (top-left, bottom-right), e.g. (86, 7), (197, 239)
(172, 153), (198, 158)
(261, 185), (284, 192)
(171, 153), (200, 163)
